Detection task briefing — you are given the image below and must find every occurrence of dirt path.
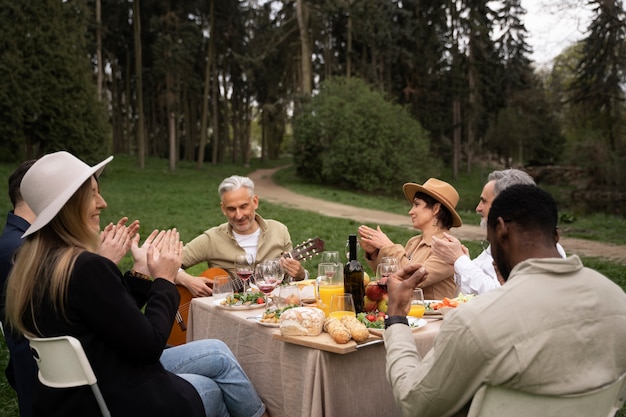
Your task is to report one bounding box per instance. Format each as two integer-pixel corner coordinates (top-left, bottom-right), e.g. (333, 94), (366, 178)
(250, 167), (626, 266)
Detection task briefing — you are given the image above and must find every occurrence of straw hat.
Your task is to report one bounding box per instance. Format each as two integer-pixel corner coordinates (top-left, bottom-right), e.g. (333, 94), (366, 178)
(402, 178), (462, 227)
(20, 151), (113, 237)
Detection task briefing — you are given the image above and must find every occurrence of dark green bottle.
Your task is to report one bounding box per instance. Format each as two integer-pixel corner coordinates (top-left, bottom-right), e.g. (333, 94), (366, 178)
(344, 234), (364, 314)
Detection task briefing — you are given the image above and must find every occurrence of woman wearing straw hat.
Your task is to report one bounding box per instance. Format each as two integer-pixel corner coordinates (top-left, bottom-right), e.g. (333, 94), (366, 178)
(358, 178), (463, 300)
(5, 151), (268, 417)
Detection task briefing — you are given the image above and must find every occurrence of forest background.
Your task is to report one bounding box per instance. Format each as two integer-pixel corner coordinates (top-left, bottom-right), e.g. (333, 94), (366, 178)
(0, 0), (625, 217)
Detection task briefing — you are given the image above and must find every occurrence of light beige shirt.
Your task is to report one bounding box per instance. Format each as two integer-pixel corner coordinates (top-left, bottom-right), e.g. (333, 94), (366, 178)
(368, 233), (457, 299)
(384, 255), (626, 417)
(182, 214), (292, 278)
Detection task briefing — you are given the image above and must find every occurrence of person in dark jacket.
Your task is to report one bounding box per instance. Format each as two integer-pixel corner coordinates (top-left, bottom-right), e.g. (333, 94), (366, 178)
(5, 151), (267, 417)
(0, 159), (37, 417)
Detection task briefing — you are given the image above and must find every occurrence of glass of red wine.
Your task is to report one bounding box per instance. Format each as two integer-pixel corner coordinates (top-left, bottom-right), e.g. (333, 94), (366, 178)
(375, 263), (398, 292)
(253, 260), (283, 308)
(234, 253), (254, 293)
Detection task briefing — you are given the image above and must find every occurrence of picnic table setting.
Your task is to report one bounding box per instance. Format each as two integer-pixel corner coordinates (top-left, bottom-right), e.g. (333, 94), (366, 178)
(182, 240), (475, 417)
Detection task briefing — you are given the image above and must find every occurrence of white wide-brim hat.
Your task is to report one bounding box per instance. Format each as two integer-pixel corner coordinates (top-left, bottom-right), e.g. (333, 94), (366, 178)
(21, 151), (114, 237)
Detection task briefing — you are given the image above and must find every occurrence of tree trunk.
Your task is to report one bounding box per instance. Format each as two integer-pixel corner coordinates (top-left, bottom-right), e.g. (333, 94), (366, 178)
(197, 0), (214, 168)
(296, 0), (312, 95)
(125, 50), (132, 154)
(453, 98), (461, 179)
(211, 64), (219, 164)
(169, 111), (176, 171)
(96, 0), (103, 101)
(466, 45), (475, 174)
(346, 11), (352, 78)
(133, 0), (145, 168)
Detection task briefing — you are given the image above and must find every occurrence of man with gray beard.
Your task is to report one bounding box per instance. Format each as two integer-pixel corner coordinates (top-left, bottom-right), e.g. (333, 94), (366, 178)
(432, 169), (565, 295)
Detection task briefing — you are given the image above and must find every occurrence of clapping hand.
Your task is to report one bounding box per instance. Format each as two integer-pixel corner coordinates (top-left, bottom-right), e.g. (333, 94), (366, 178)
(358, 225), (394, 256)
(431, 232), (469, 265)
(98, 217), (140, 264)
(129, 229), (164, 276)
(147, 229), (183, 283)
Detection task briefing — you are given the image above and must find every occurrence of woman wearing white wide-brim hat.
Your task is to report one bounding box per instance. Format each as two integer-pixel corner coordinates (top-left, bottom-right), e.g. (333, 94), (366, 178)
(358, 178), (463, 300)
(5, 151), (268, 417)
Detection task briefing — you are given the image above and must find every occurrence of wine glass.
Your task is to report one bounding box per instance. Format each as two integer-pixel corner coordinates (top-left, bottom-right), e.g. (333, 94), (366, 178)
(253, 260), (283, 308)
(380, 256), (399, 266)
(408, 288), (425, 318)
(375, 262), (398, 292)
(234, 253), (254, 293)
(212, 275), (233, 300)
(321, 251), (340, 266)
(277, 283), (301, 309)
(329, 294), (356, 319)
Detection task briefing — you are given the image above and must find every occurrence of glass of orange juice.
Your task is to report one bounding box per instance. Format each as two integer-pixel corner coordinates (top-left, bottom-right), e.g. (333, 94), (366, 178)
(408, 288), (425, 318)
(316, 263), (344, 316)
(329, 294), (356, 319)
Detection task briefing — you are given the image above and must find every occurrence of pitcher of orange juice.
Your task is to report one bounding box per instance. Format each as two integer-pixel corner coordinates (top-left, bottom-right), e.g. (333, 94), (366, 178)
(315, 262), (344, 317)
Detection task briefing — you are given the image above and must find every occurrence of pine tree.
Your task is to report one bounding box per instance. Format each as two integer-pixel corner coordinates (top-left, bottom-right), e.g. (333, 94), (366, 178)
(0, 0), (110, 163)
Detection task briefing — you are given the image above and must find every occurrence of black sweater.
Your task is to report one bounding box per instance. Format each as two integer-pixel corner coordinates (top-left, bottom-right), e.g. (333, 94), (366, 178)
(25, 252), (204, 417)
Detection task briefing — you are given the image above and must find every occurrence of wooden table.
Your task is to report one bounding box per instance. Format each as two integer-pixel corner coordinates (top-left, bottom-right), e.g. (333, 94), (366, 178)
(187, 297), (442, 417)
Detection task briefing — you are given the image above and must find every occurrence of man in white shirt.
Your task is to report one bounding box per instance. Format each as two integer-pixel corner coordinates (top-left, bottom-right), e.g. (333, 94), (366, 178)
(432, 169), (565, 295)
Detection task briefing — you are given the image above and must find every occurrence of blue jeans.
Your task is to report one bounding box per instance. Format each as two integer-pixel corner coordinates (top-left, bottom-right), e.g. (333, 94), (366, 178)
(160, 339), (265, 417)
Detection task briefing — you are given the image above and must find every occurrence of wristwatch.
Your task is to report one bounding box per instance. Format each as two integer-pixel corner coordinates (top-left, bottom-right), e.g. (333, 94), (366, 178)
(129, 269), (152, 281)
(384, 315), (409, 329)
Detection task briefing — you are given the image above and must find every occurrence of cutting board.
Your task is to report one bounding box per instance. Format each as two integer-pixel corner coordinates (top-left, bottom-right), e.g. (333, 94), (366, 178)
(272, 330), (383, 354)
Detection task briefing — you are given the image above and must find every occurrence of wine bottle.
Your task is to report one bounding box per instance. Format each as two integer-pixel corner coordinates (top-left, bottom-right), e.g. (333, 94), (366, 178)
(344, 234), (365, 314)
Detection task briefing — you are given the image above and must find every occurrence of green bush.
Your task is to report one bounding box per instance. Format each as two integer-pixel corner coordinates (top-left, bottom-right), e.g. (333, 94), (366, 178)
(293, 77), (442, 192)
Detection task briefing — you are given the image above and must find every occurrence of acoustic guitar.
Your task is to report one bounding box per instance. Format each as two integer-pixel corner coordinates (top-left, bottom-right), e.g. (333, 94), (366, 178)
(167, 237), (325, 346)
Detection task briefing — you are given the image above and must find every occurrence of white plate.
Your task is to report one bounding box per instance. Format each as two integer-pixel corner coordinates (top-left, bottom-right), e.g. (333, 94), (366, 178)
(424, 300), (443, 315)
(368, 317), (427, 336)
(250, 315), (280, 328)
(213, 299), (266, 310)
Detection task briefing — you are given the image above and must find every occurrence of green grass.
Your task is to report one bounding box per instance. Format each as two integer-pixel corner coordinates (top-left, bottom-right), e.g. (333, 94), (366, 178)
(1, 155), (625, 416)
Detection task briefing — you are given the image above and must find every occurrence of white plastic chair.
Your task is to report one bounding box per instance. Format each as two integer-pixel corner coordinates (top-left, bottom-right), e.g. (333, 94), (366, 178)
(468, 372), (626, 417)
(26, 335), (111, 417)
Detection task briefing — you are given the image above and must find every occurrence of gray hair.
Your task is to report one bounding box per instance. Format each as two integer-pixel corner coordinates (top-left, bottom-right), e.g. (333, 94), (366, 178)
(218, 175), (255, 198)
(487, 169), (535, 197)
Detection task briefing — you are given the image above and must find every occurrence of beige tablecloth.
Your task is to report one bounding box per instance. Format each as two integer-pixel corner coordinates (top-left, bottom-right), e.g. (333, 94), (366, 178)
(187, 297), (442, 417)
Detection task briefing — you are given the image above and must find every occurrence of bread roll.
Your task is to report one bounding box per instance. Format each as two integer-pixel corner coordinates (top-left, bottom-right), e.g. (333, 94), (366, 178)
(340, 316), (370, 342)
(279, 307), (325, 336)
(323, 317), (351, 344)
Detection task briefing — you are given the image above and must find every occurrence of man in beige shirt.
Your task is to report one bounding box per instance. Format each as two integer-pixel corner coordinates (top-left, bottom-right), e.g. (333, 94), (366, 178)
(176, 175), (307, 296)
(383, 185), (626, 417)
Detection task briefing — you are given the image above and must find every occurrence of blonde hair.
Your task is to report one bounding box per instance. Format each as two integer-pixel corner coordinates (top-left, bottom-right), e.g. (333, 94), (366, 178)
(5, 178), (100, 336)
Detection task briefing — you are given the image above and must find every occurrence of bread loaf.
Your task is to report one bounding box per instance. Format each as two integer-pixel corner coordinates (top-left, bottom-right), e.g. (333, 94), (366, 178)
(323, 317), (352, 344)
(340, 316), (370, 342)
(279, 307), (325, 336)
